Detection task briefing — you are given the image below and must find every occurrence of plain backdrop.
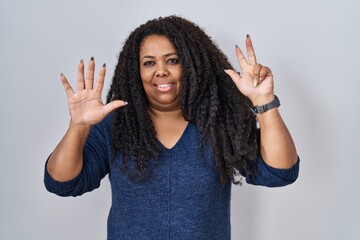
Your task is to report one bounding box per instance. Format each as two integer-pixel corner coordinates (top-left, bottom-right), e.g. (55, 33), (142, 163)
(1, 0), (359, 239)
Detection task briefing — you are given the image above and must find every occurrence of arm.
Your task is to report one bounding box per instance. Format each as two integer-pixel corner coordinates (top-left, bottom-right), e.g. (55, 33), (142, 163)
(256, 106), (297, 168)
(225, 35), (298, 169)
(47, 58), (127, 182)
(47, 122), (90, 182)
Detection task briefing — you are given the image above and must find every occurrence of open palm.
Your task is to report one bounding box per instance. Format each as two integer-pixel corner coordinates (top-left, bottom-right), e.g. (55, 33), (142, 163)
(61, 58), (126, 126)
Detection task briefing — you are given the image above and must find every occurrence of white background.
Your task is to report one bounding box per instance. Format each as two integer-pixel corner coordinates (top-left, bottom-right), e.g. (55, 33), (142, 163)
(1, 0), (359, 239)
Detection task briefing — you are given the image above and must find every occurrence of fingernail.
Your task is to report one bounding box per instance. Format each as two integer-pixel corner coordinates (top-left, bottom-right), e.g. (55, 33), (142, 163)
(103, 63), (106, 67)
(90, 56), (94, 61)
(60, 73), (63, 77)
(80, 59), (84, 64)
(253, 80), (258, 87)
(123, 101), (128, 105)
(246, 34), (250, 38)
(235, 44), (239, 49)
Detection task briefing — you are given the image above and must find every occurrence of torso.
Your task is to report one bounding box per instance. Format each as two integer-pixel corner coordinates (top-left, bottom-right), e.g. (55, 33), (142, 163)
(107, 120), (231, 240)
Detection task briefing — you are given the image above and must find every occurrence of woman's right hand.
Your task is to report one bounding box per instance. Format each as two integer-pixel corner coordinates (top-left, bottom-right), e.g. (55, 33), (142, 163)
(61, 57), (127, 127)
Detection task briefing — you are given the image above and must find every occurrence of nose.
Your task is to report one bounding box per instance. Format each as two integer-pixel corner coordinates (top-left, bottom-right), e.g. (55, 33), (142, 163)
(155, 62), (169, 77)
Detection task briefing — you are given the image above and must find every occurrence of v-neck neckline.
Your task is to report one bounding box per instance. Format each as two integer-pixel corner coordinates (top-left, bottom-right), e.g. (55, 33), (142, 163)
(157, 122), (191, 151)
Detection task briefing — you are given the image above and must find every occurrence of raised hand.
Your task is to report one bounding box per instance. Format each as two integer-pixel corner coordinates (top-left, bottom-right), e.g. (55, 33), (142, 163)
(225, 35), (275, 106)
(61, 58), (127, 126)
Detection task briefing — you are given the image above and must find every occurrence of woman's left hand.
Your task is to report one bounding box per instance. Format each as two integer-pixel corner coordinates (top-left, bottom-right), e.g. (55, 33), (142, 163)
(226, 35), (298, 169)
(225, 35), (275, 106)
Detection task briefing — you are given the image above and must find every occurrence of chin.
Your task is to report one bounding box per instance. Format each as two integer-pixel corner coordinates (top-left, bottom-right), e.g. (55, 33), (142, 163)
(149, 97), (181, 110)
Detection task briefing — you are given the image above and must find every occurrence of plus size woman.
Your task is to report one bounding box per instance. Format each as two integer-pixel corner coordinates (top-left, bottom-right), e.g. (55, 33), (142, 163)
(44, 16), (299, 240)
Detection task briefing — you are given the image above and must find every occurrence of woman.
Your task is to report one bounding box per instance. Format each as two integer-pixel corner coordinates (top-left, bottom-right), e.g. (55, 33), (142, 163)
(45, 15), (299, 239)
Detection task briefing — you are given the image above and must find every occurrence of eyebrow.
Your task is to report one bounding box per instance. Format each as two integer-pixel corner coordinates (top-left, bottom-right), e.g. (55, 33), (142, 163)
(141, 53), (179, 61)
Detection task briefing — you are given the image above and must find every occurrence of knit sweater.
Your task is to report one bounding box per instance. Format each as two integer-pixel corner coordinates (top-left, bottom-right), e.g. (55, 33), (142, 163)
(44, 115), (299, 240)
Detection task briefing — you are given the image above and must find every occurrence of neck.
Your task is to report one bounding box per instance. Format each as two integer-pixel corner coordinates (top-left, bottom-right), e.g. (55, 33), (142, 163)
(148, 105), (188, 149)
(148, 105), (184, 122)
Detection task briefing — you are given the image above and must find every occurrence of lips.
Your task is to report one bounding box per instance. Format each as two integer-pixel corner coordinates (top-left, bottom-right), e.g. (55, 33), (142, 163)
(154, 83), (175, 92)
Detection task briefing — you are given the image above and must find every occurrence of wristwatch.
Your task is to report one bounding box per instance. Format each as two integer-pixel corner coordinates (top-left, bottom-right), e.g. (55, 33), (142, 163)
(250, 95), (280, 114)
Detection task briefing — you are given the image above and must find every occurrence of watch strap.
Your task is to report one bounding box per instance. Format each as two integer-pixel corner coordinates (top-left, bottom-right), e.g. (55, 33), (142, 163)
(250, 95), (280, 114)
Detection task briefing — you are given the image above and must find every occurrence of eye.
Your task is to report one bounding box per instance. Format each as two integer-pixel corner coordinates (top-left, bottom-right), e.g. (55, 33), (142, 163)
(167, 58), (179, 64)
(143, 61), (155, 67)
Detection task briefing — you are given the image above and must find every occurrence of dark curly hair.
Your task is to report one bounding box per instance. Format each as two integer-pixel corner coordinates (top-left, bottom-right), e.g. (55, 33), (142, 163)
(106, 15), (259, 185)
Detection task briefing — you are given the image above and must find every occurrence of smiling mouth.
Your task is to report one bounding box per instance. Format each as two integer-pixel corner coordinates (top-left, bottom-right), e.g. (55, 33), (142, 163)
(154, 83), (175, 92)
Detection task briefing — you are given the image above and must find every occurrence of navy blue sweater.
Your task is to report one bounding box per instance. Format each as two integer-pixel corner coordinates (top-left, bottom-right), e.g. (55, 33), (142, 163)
(44, 115), (299, 239)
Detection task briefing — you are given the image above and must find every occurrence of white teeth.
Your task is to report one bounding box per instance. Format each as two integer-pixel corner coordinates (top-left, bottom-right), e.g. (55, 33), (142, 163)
(157, 84), (172, 88)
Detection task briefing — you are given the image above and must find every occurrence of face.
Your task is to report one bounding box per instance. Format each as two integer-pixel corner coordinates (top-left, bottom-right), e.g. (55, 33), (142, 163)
(139, 35), (182, 111)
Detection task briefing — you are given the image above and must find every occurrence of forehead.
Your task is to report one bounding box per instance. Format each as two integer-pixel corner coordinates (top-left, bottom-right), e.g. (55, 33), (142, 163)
(139, 35), (177, 55)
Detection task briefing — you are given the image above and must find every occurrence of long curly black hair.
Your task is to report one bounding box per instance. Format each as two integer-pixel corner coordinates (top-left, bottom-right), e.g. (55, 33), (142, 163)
(106, 15), (259, 185)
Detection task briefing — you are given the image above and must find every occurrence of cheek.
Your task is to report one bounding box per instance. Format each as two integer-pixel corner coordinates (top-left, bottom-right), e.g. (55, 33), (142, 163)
(173, 67), (183, 81)
(178, 72), (183, 83)
(140, 69), (152, 84)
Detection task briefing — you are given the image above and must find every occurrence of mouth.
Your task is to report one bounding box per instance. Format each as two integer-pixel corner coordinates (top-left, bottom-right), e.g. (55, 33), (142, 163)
(154, 83), (175, 92)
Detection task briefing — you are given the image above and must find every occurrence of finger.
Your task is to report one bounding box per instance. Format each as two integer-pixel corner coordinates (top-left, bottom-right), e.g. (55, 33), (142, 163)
(235, 45), (248, 71)
(77, 59), (85, 90)
(253, 64), (262, 87)
(60, 73), (74, 98)
(224, 69), (240, 84)
(86, 57), (95, 90)
(102, 100), (128, 116)
(259, 66), (272, 82)
(95, 63), (106, 93)
(246, 35), (257, 65)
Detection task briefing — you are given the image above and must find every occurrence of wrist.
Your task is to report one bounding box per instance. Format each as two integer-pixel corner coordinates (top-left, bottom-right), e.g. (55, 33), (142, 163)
(250, 94), (275, 106)
(69, 121), (92, 136)
(249, 95), (280, 115)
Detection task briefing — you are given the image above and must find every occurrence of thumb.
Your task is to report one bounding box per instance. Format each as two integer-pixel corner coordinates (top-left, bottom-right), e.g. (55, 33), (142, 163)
(103, 100), (128, 116)
(224, 69), (240, 83)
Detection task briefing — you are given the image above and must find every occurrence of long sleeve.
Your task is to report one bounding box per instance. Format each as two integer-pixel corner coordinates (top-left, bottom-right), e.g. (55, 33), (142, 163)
(245, 154), (300, 187)
(44, 116), (112, 197)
